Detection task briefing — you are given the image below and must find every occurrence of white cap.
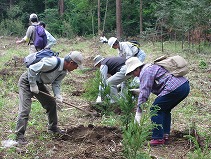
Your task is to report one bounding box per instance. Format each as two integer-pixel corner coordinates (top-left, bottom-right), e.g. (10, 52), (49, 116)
(125, 57), (144, 75)
(69, 51), (83, 69)
(93, 55), (105, 67)
(108, 37), (117, 48)
(29, 13), (38, 20)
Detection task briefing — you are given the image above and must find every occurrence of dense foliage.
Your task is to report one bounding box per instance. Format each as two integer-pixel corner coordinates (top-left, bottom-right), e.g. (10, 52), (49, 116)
(0, 0), (210, 41)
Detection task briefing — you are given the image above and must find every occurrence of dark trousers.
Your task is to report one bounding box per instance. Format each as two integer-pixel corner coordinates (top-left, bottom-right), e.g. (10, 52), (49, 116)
(15, 72), (58, 138)
(151, 81), (190, 139)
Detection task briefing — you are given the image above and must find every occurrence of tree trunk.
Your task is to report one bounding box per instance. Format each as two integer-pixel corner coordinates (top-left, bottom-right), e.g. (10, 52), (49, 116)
(102, 0), (109, 34)
(98, 0), (101, 35)
(92, 10), (95, 36)
(58, 0), (64, 16)
(116, 0), (122, 39)
(140, 0), (143, 34)
(9, 0), (14, 8)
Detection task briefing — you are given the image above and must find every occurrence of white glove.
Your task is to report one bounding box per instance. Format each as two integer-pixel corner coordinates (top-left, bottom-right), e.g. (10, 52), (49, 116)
(30, 85), (39, 94)
(129, 89), (140, 96)
(96, 96), (102, 103)
(134, 111), (142, 125)
(55, 95), (63, 103)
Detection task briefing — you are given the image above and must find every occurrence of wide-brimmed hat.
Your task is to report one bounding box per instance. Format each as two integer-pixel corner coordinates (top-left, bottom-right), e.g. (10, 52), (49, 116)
(125, 57), (144, 75)
(93, 55), (105, 67)
(108, 37), (117, 48)
(68, 51), (83, 69)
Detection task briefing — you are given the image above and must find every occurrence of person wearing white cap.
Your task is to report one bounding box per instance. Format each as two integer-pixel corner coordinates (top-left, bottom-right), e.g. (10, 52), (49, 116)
(15, 51), (83, 145)
(108, 37), (146, 91)
(93, 55), (130, 103)
(16, 13), (41, 54)
(108, 37), (146, 62)
(125, 57), (190, 146)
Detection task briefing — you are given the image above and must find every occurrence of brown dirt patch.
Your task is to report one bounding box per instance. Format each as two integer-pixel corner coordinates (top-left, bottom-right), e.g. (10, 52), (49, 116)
(55, 124), (123, 159)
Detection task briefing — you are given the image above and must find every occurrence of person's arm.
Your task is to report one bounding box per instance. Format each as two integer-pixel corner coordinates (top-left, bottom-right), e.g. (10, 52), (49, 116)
(51, 74), (66, 98)
(16, 26), (34, 45)
(44, 30), (57, 48)
(124, 45), (134, 59)
(123, 42), (139, 59)
(137, 66), (156, 107)
(100, 64), (108, 85)
(95, 65), (108, 102)
(134, 66), (156, 124)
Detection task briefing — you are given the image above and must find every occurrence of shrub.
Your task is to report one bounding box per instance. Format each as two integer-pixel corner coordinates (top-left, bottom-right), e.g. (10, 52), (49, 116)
(0, 19), (25, 36)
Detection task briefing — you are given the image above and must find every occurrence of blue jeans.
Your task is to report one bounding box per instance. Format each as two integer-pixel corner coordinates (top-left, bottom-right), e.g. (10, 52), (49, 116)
(151, 81), (190, 139)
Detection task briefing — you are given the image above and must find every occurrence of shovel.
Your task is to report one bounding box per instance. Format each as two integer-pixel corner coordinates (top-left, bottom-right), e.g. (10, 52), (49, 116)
(39, 91), (99, 117)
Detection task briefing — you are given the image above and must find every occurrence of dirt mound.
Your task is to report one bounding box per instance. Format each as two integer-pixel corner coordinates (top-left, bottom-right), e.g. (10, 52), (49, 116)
(56, 124), (123, 159)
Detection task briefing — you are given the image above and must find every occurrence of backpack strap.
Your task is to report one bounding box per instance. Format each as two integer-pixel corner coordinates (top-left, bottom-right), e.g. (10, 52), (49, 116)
(28, 25), (36, 46)
(43, 57), (61, 73)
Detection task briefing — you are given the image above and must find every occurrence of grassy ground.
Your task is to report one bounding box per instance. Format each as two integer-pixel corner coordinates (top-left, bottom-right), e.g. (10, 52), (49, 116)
(0, 36), (210, 159)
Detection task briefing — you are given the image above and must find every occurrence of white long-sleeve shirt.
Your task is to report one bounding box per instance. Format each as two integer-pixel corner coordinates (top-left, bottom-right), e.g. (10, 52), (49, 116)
(44, 30), (57, 49)
(118, 42), (139, 59)
(118, 42), (146, 62)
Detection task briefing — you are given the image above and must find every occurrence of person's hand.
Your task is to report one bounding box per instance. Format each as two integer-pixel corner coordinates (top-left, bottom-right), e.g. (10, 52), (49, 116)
(55, 95), (63, 111)
(129, 89), (140, 96)
(96, 96), (102, 103)
(30, 85), (39, 94)
(134, 111), (142, 125)
(16, 40), (21, 44)
(16, 39), (24, 45)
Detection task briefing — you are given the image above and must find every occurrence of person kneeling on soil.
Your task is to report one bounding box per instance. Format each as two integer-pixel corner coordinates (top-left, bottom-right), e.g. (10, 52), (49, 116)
(93, 55), (131, 104)
(15, 51), (83, 145)
(125, 57), (190, 146)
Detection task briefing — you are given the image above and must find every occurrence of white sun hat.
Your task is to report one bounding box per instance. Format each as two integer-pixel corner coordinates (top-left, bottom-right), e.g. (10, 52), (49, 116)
(29, 13), (38, 20)
(125, 57), (144, 75)
(108, 37), (117, 48)
(93, 55), (105, 67)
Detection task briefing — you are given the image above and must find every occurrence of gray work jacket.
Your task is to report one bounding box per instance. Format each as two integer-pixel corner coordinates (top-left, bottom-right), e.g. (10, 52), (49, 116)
(28, 56), (67, 96)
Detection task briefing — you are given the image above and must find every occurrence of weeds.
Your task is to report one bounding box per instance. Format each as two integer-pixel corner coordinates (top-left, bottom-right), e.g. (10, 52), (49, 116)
(186, 132), (211, 159)
(116, 90), (136, 128)
(83, 70), (101, 101)
(83, 69), (114, 114)
(199, 59), (208, 69)
(121, 102), (158, 159)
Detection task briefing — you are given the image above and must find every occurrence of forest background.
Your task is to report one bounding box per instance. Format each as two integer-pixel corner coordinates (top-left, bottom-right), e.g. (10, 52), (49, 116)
(0, 0), (211, 44)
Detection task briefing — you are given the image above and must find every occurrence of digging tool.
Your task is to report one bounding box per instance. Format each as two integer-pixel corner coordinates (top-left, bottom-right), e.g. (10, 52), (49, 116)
(39, 91), (99, 117)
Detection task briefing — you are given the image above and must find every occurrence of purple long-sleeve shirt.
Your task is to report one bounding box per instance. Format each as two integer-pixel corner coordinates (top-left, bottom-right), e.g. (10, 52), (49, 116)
(137, 64), (188, 106)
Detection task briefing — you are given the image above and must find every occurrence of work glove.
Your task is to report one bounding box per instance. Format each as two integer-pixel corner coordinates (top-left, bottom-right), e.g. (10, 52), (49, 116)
(55, 95), (63, 111)
(96, 96), (102, 103)
(30, 85), (39, 94)
(134, 111), (142, 125)
(129, 89), (140, 96)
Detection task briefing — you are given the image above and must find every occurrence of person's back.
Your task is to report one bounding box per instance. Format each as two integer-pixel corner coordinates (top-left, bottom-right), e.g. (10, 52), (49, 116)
(108, 37), (146, 62)
(101, 57), (126, 75)
(93, 55), (130, 103)
(39, 21), (57, 49)
(16, 13), (41, 54)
